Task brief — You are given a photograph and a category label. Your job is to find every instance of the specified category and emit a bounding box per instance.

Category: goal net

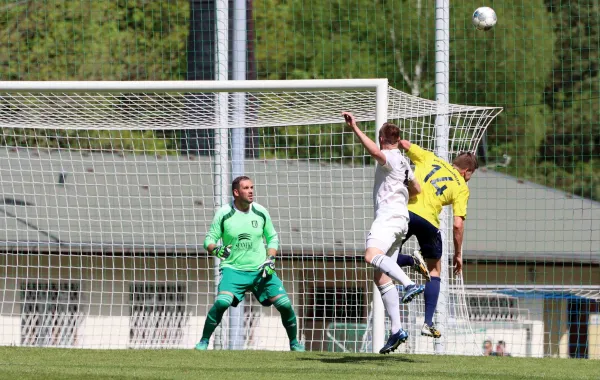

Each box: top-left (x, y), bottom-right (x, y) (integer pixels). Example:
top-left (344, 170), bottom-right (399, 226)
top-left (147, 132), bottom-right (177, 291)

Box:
top-left (0, 79), bottom-right (501, 353)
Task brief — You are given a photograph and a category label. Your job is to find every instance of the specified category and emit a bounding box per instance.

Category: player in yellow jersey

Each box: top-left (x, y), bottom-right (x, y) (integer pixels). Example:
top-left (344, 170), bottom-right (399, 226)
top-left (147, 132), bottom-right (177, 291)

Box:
top-left (395, 140), bottom-right (478, 339)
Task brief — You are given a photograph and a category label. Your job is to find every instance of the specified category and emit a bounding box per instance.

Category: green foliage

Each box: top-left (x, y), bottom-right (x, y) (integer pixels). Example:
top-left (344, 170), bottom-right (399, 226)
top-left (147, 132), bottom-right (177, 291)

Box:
top-left (536, 159), bottom-right (600, 201)
top-left (0, 0), bottom-right (597, 200)
top-left (0, 1), bottom-right (188, 81)
top-left (260, 123), bottom-right (374, 165)
top-left (254, 0), bottom-right (392, 81)
top-left (0, 1), bottom-right (189, 154)
top-left (0, 128), bottom-right (172, 154)
top-left (450, 1), bottom-right (554, 158)
top-left (538, 0), bottom-right (600, 200)
top-left (254, 0), bottom-right (556, 156)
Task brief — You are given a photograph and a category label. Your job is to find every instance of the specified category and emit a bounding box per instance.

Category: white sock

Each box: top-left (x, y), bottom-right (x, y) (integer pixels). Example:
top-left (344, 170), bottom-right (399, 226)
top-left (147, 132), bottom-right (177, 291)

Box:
top-left (378, 282), bottom-right (401, 333)
top-left (371, 254), bottom-right (415, 287)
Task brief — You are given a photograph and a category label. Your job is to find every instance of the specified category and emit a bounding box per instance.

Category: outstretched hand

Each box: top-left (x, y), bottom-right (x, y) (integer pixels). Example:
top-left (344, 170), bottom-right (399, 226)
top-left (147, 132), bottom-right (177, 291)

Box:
top-left (342, 111), bottom-right (357, 128)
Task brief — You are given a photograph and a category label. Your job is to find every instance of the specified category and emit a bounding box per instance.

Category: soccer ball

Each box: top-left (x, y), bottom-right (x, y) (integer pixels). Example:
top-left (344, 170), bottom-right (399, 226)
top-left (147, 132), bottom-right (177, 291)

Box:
top-left (472, 7), bottom-right (497, 31)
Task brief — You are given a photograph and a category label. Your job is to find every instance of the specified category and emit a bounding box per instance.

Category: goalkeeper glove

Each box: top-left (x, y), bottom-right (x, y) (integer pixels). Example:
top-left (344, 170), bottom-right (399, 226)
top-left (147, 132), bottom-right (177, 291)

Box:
top-left (259, 256), bottom-right (276, 277)
top-left (213, 245), bottom-right (231, 260)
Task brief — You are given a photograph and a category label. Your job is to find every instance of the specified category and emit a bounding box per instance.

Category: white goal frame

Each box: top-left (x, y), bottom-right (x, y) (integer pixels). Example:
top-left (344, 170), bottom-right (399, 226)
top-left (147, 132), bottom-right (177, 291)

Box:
top-left (0, 78), bottom-right (504, 354)
top-left (0, 79), bottom-right (391, 352)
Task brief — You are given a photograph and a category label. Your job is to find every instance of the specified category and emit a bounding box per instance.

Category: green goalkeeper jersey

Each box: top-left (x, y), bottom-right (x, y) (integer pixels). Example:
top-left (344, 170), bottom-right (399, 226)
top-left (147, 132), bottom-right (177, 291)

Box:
top-left (204, 202), bottom-right (279, 271)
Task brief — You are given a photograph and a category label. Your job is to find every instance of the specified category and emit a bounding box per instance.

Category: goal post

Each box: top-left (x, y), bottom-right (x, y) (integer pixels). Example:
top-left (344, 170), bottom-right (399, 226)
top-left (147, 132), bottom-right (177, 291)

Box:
top-left (0, 79), bottom-right (500, 353)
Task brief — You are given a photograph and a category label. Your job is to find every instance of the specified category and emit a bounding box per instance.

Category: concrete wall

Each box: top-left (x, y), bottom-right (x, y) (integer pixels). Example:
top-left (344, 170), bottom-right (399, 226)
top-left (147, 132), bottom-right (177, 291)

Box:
top-left (0, 252), bottom-right (372, 350)
top-left (1, 252), bottom-right (598, 354)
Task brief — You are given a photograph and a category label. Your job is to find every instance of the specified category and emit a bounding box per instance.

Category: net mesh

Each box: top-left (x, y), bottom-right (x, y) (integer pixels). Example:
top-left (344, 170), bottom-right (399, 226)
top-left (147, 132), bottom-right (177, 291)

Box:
top-left (0, 83), bottom-right (502, 351)
top-left (0, 87), bottom-right (498, 131)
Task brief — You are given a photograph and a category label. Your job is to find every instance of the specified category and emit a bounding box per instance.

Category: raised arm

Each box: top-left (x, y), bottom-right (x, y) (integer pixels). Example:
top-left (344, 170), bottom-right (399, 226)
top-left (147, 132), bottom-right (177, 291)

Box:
top-left (399, 139), bottom-right (411, 152)
top-left (401, 140), bottom-right (433, 165)
top-left (342, 112), bottom-right (387, 166)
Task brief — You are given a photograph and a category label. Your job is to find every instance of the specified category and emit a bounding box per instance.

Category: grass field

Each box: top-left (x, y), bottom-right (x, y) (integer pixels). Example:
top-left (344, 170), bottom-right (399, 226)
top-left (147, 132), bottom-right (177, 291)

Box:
top-left (0, 347), bottom-right (597, 380)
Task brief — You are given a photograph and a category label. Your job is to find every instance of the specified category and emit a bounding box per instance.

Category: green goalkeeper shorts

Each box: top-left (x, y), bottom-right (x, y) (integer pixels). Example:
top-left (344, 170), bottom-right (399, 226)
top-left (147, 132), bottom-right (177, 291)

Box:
top-left (218, 267), bottom-right (288, 307)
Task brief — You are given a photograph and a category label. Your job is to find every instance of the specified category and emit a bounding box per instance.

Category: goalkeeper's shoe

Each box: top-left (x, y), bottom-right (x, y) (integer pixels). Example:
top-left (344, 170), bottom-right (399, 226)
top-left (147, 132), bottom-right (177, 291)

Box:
top-left (408, 250), bottom-right (431, 282)
top-left (401, 284), bottom-right (425, 304)
top-left (290, 342), bottom-right (305, 352)
top-left (421, 323), bottom-right (442, 339)
top-left (194, 339), bottom-right (209, 351)
top-left (379, 329), bottom-right (408, 354)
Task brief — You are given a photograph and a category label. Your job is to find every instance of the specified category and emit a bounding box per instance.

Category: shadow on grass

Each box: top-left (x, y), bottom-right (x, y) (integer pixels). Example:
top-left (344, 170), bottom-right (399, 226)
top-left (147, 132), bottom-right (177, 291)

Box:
top-left (298, 354), bottom-right (417, 364)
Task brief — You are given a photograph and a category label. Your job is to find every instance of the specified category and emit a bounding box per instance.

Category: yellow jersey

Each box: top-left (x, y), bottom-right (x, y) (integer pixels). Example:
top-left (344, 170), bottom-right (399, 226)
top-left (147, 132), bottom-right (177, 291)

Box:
top-left (406, 144), bottom-right (470, 228)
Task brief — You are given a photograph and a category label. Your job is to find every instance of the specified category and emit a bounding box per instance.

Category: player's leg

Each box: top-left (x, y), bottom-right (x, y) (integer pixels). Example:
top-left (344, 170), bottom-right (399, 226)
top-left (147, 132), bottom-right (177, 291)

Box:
top-left (397, 249), bottom-right (430, 281)
top-left (365, 246), bottom-right (414, 287)
top-left (421, 258), bottom-right (442, 338)
top-left (418, 229), bottom-right (443, 338)
top-left (374, 271), bottom-right (408, 354)
top-left (396, 213), bottom-right (431, 281)
top-left (196, 291), bottom-right (234, 350)
top-left (364, 220), bottom-right (415, 288)
top-left (374, 272), bottom-right (401, 333)
top-left (257, 274), bottom-right (304, 352)
top-left (195, 268), bottom-right (248, 350)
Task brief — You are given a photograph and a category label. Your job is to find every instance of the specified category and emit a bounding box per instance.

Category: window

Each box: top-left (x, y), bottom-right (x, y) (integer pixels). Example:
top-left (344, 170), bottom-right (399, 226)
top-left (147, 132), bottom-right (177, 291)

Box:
top-left (20, 282), bottom-right (81, 347)
top-left (309, 287), bottom-right (365, 322)
top-left (467, 293), bottom-right (523, 321)
top-left (129, 283), bottom-right (188, 348)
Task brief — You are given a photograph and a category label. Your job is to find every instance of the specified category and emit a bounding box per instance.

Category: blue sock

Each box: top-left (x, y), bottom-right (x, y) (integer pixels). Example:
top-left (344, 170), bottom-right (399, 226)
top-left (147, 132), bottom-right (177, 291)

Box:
top-left (424, 277), bottom-right (441, 326)
top-left (396, 254), bottom-right (415, 268)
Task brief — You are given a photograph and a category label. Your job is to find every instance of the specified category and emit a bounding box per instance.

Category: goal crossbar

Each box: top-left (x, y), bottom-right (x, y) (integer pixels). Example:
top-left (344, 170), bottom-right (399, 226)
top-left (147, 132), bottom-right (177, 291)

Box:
top-left (0, 79), bottom-right (389, 93)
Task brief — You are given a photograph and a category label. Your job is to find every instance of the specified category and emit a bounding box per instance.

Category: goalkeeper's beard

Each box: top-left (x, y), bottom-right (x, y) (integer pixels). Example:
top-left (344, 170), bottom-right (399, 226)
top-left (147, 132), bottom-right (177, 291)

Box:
top-left (235, 189), bottom-right (253, 204)
top-left (234, 198), bottom-right (252, 211)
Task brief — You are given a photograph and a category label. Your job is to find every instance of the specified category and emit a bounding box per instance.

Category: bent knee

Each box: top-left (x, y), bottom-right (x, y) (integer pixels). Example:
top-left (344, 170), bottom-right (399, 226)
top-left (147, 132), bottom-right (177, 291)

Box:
top-left (364, 247), bottom-right (383, 264)
top-left (272, 295), bottom-right (292, 311)
top-left (426, 258), bottom-right (442, 275)
top-left (214, 293), bottom-right (234, 310)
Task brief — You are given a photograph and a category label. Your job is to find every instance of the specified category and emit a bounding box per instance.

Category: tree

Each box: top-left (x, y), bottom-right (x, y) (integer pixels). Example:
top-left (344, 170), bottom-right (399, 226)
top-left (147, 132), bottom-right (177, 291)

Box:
top-left (0, 1), bottom-right (189, 154)
top-left (539, 0), bottom-right (600, 200)
top-left (0, 1), bottom-right (188, 81)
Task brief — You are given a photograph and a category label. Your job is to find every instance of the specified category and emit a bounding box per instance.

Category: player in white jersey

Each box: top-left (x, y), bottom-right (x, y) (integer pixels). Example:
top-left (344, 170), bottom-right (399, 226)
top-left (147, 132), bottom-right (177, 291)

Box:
top-left (343, 112), bottom-right (425, 354)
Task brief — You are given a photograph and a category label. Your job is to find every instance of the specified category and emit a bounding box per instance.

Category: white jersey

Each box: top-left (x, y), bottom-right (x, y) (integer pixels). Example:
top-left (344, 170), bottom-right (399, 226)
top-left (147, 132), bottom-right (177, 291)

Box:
top-left (372, 149), bottom-right (414, 220)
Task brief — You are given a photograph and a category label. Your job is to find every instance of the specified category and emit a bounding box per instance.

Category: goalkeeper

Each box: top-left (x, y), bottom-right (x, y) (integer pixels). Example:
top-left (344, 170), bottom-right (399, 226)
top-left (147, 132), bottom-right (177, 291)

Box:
top-left (195, 176), bottom-right (305, 352)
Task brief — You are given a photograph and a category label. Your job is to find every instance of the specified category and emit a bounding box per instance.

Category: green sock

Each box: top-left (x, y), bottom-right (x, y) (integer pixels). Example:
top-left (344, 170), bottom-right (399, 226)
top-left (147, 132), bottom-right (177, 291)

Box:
top-left (201, 294), bottom-right (233, 341)
top-left (274, 295), bottom-right (298, 344)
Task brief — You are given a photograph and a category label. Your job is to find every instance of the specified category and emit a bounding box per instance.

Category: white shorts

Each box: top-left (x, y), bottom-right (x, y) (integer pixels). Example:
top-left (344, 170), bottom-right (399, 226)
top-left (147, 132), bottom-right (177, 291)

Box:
top-left (366, 215), bottom-right (409, 257)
